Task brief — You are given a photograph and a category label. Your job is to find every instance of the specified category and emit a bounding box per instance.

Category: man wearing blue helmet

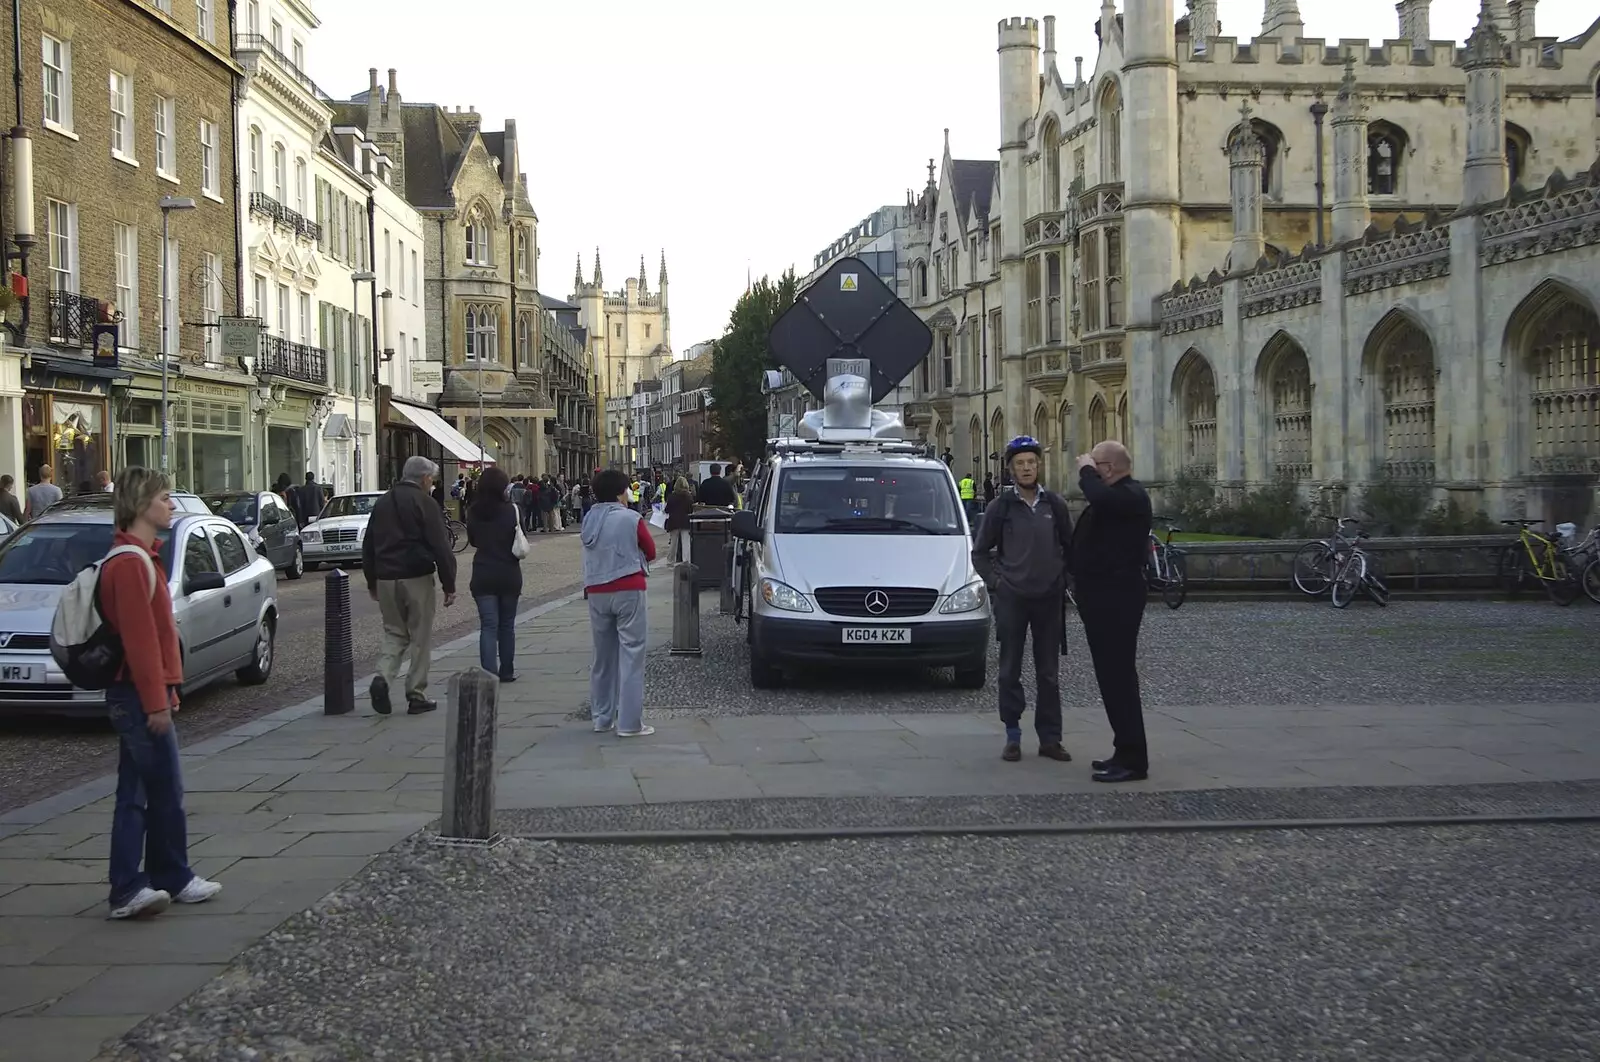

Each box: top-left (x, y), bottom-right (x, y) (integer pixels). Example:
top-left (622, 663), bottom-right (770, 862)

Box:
top-left (971, 434), bottom-right (1074, 763)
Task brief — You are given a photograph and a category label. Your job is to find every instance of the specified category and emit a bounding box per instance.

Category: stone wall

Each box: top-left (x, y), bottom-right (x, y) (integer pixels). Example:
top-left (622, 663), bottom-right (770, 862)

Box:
top-left (1175, 534), bottom-right (1519, 592)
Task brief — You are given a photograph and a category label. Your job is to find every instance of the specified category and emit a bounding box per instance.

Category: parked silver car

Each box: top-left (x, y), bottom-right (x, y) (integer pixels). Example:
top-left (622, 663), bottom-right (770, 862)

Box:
top-left (204, 491), bottom-right (305, 580)
top-left (300, 491), bottom-right (383, 569)
top-left (0, 508), bottom-right (278, 716)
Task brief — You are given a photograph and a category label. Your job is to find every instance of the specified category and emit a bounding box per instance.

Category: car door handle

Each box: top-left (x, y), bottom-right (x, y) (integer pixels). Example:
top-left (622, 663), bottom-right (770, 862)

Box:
top-left (223, 594), bottom-right (232, 607)
top-left (254, 581), bottom-right (262, 593)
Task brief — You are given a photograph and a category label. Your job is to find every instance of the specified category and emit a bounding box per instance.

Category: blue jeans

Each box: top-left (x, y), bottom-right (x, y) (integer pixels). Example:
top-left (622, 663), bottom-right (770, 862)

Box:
top-left (107, 683), bottom-right (193, 906)
top-left (475, 592), bottom-right (519, 677)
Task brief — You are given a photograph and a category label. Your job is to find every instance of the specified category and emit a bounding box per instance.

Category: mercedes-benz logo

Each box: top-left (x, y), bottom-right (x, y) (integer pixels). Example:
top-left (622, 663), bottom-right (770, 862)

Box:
top-left (863, 591), bottom-right (889, 616)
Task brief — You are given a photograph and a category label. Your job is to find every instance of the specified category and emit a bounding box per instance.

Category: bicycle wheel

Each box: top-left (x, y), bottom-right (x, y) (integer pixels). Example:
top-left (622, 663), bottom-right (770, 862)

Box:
top-left (1581, 557), bottom-right (1600, 605)
top-left (1363, 566), bottom-right (1390, 607)
top-left (1496, 543), bottom-right (1529, 597)
top-left (448, 520), bottom-right (469, 555)
top-left (1162, 550), bottom-right (1188, 610)
top-left (1292, 542), bottom-right (1333, 596)
top-left (1544, 556), bottom-right (1581, 606)
top-left (1331, 551), bottom-right (1364, 609)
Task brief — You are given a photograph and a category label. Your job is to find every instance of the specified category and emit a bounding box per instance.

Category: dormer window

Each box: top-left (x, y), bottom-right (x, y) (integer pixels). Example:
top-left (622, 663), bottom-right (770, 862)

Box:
top-left (465, 208), bottom-right (493, 266)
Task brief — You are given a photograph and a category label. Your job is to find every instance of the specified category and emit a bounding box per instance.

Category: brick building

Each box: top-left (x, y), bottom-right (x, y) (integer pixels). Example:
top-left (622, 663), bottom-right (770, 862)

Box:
top-left (1, 0), bottom-right (245, 492)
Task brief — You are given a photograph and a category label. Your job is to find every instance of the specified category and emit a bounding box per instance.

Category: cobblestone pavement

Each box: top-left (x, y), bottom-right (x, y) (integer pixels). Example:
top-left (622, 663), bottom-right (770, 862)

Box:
top-left (103, 823), bottom-right (1599, 1062)
top-left (638, 598), bottom-right (1600, 718)
top-left (0, 531), bottom-right (588, 813)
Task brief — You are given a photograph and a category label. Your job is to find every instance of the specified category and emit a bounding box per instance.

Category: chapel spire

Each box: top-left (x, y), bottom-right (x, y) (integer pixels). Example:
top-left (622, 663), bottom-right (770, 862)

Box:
top-left (592, 249), bottom-right (603, 288)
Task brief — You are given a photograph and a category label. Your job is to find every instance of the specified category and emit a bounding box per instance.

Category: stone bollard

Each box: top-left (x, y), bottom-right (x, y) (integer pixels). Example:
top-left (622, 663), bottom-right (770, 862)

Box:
top-left (720, 540), bottom-right (737, 615)
top-left (323, 568), bottom-right (354, 715)
top-left (440, 667), bottom-right (500, 846)
top-left (671, 561), bottom-right (702, 656)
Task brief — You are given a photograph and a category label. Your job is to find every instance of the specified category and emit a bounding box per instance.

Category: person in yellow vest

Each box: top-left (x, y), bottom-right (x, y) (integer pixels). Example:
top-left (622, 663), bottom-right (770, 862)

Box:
top-left (958, 471), bottom-right (979, 525)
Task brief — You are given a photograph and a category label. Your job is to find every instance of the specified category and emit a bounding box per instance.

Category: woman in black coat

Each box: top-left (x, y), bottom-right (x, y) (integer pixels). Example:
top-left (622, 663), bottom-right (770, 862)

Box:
top-left (466, 466), bottom-right (523, 681)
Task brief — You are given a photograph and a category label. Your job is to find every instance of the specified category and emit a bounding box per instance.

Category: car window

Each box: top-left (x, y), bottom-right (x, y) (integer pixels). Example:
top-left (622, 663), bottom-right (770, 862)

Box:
top-left (320, 494), bottom-right (382, 519)
top-left (774, 466), bottom-right (963, 535)
top-left (211, 526), bottom-right (252, 575)
top-left (206, 493), bottom-right (259, 525)
top-left (0, 522), bottom-right (174, 584)
top-left (183, 531), bottom-right (221, 579)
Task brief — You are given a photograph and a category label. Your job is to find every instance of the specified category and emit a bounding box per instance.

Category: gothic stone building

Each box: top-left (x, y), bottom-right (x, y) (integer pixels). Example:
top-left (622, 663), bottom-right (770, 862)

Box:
top-left (570, 251), bottom-right (672, 469)
top-left (906, 1), bottom-right (1600, 524)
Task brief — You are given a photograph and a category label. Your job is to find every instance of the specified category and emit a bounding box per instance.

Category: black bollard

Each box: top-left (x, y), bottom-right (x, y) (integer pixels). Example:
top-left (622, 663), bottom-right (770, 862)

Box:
top-left (323, 568), bottom-right (354, 715)
top-left (440, 667), bottom-right (500, 846)
top-left (671, 561), bottom-right (702, 656)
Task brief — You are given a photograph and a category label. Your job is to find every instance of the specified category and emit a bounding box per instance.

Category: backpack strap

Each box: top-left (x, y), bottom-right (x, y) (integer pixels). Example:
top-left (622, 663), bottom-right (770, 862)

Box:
top-left (103, 544), bottom-right (159, 600)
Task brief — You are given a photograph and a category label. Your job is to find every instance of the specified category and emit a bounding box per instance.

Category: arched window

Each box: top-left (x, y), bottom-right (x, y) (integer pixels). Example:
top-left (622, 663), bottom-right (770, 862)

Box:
top-left (464, 304), bottom-right (499, 361)
top-left (968, 416), bottom-right (982, 469)
top-left (517, 312), bottom-right (534, 365)
top-left (1098, 81), bottom-right (1122, 183)
top-left (1261, 334), bottom-right (1313, 480)
top-left (1511, 284), bottom-right (1600, 473)
top-left (515, 229), bottom-right (530, 280)
top-left (1117, 393), bottom-right (1129, 442)
top-left (915, 260), bottom-right (928, 299)
top-left (1365, 312), bottom-right (1436, 480)
top-left (465, 208), bottom-right (493, 266)
top-left (1230, 119), bottom-right (1283, 197)
top-left (989, 410), bottom-right (1006, 470)
top-left (1088, 395), bottom-right (1108, 443)
top-left (1042, 118), bottom-right (1061, 211)
top-left (1058, 402), bottom-right (1072, 464)
top-left (1366, 122), bottom-right (1407, 197)
top-left (1176, 351), bottom-right (1218, 476)
top-left (1505, 123), bottom-right (1531, 187)
top-left (271, 142), bottom-right (286, 201)
top-left (1033, 403), bottom-right (1052, 482)
top-left (248, 126), bottom-right (262, 196)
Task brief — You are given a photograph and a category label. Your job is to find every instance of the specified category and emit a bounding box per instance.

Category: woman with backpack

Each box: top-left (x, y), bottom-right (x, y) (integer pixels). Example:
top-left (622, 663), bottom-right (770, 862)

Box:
top-left (101, 467), bottom-right (222, 918)
top-left (466, 466), bottom-right (525, 682)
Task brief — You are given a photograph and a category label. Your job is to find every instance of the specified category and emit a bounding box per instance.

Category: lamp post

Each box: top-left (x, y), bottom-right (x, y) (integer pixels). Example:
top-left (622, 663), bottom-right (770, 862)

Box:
top-left (378, 288), bottom-right (393, 484)
top-left (349, 270), bottom-right (376, 491)
top-left (158, 196), bottom-right (197, 475)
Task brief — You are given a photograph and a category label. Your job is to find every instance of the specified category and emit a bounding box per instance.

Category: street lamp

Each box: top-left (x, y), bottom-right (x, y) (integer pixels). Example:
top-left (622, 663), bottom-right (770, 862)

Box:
top-left (350, 270), bottom-right (377, 490)
top-left (158, 195), bottom-right (197, 476)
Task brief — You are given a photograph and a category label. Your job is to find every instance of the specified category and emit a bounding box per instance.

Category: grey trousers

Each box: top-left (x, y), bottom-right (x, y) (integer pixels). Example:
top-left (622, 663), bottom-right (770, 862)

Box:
top-left (375, 576), bottom-right (437, 698)
top-left (588, 589), bottom-right (647, 732)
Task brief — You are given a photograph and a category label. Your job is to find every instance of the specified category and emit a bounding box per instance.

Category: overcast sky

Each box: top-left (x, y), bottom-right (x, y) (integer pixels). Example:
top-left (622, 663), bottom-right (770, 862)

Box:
top-left (310, 1), bottom-right (1596, 354)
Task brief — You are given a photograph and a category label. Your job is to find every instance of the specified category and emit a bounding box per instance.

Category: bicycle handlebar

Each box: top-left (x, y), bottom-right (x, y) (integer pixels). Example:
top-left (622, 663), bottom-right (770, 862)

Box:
top-left (1500, 518), bottom-right (1543, 526)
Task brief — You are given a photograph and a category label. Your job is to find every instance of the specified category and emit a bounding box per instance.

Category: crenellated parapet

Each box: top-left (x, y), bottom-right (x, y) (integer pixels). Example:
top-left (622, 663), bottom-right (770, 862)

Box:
top-left (1178, 31), bottom-right (1586, 76)
top-left (1477, 160), bottom-right (1600, 267)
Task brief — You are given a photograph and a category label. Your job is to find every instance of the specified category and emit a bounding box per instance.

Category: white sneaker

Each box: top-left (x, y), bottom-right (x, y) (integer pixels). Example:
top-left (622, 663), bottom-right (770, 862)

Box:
top-left (108, 887), bottom-right (171, 920)
top-left (593, 719), bottom-right (615, 733)
top-left (173, 877), bottom-right (223, 904)
top-left (617, 724), bottom-right (656, 738)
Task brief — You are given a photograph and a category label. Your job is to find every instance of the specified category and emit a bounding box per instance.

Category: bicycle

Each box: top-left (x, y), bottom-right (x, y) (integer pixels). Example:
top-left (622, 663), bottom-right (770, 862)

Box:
top-left (1291, 514), bottom-right (1363, 596)
top-left (1567, 527), bottom-right (1600, 605)
top-left (1145, 515), bottom-right (1188, 610)
top-left (1329, 530), bottom-right (1390, 608)
top-left (445, 517), bottom-right (470, 555)
top-left (1496, 519), bottom-right (1580, 605)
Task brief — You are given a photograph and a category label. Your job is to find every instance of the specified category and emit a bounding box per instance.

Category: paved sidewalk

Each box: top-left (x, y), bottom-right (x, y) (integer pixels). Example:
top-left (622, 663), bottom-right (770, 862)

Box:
top-left (1, 572), bottom-right (1597, 1060)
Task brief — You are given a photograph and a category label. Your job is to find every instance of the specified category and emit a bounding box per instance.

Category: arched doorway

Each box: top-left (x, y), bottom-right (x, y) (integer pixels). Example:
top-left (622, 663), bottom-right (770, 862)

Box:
top-left (1364, 311), bottom-right (1436, 481)
top-left (1508, 283), bottom-right (1600, 478)
top-left (989, 410), bottom-right (1005, 481)
top-left (1174, 350), bottom-right (1218, 478)
top-left (1033, 403), bottom-right (1052, 485)
top-left (1258, 333), bottom-right (1313, 481)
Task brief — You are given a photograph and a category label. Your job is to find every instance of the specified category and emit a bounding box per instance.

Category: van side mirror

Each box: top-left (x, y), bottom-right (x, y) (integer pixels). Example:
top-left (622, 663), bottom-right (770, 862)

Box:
top-left (730, 509), bottom-right (761, 542)
top-left (184, 571), bottom-right (226, 595)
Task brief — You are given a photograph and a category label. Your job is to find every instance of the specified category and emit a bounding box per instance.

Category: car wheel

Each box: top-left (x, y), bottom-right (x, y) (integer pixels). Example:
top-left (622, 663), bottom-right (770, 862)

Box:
top-left (749, 648), bottom-right (781, 689)
top-left (953, 657), bottom-right (988, 689)
top-left (283, 546), bottom-right (304, 580)
top-left (236, 616), bottom-right (275, 685)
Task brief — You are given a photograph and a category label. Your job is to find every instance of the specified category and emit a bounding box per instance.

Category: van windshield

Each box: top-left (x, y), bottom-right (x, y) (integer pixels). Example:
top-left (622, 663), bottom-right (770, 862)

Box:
top-left (775, 466), bottom-right (963, 535)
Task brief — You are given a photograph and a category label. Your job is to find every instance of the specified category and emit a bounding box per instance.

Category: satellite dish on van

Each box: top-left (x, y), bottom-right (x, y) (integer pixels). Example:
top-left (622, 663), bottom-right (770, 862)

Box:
top-left (768, 256), bottom-right (932, 405)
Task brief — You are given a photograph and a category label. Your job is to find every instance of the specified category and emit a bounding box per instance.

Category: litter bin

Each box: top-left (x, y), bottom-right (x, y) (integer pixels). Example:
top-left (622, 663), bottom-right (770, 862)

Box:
top-left (688, 507), bottom-right (733, 590)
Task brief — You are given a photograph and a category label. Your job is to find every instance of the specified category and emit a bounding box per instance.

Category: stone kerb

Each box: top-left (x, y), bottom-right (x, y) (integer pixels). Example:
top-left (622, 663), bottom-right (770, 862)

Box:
top-left (1176, 533), bottom-right (1518, 591)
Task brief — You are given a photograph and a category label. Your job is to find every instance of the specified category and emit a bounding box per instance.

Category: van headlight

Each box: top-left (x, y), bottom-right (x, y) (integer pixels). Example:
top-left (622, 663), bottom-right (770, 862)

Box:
top-left (939, 580), bottom-right (988, 614)
top-left (760, 578), bottom-right (813, 613)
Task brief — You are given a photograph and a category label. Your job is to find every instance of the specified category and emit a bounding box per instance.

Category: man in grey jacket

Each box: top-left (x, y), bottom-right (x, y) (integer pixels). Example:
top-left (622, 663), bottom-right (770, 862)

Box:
top-left (971, 436), bottom-right (1074, 763)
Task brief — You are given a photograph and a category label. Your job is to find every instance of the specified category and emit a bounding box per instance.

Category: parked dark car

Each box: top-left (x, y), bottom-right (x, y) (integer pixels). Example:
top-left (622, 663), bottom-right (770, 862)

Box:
top-left (203, 491), bottom-right (305, 579)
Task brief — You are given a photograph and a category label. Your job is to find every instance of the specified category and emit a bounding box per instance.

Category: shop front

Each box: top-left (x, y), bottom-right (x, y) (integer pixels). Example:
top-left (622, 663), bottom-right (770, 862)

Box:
top-left (264, 393), bottom-right (312, 488)
top-left (20, 357), bottom-right (127, 492)
top-left (112, 367), bottom-right (253, 493)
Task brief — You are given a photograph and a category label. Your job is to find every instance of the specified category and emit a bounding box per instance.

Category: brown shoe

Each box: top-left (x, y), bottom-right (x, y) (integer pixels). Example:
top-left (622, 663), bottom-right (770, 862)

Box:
top-left (1038, 743), bottom-right (1073, 762)
top-left (1001, 742), bottom-right (1022, 762)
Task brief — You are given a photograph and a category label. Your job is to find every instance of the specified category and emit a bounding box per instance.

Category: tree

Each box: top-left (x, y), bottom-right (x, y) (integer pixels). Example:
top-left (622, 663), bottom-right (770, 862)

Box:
top-left (706, 269), bottom-right (798, 463)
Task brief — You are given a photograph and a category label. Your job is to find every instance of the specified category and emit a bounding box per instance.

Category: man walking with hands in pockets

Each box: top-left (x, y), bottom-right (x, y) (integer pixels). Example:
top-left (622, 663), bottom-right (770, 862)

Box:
top-left (971, 435), bottom-right (1074, 763)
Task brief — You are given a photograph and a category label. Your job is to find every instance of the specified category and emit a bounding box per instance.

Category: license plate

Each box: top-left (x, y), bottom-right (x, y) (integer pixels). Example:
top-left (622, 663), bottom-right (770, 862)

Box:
top-left (841, 627), bottom-right (910, 644)
top-left (1, 663), bottom-right (38, 681)
top-left (324, 543), bottom-right (359, 552)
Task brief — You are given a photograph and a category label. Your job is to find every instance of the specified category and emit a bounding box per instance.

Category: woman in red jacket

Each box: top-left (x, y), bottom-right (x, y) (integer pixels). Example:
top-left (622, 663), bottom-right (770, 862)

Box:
top-left (101, 467), bottom-right (222, 919)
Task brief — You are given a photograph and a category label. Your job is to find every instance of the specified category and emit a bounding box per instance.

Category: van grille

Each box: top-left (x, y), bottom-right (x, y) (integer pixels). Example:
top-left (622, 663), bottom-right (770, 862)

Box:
top-left (0, 633), bottom-right (50, 651)
top-left (814, 587), bottom-right (938, 618)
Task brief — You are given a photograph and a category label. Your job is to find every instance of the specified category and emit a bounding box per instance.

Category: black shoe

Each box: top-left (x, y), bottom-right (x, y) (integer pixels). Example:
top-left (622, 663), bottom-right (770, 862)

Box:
top-left (1091, 756), bottom-right (1119, 771)
top-left (1001, 742), bottom-right (1022, 762)
top-left (1038, 743), bottom-right (1073, 762)
top-left (1092, 764), bottom-right (1149, 783)
top-left (499, 671), bottom-right (519, 683)
top-left (370, 677), bottom-right (392, 716)
top-left (406, 697), bottom-right (438, 715)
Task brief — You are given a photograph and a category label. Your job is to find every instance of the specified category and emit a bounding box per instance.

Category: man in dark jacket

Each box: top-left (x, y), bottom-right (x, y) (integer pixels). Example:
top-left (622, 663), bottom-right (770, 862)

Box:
top-left (295, 472), bottom-right (323, 527)
top-left (1072, 440), bottom-right (1153, 783)
top-left (695, 464), bottom-right (737, 507)
top-left (971, 436), bottom-right (1074, 763)
top-left (362, 456), bottom-right (457, 715)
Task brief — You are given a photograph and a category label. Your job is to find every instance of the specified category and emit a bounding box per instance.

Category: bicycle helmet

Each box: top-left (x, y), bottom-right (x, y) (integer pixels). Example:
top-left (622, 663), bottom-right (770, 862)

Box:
top-left (1003, 435), bottom-right (1043, 463)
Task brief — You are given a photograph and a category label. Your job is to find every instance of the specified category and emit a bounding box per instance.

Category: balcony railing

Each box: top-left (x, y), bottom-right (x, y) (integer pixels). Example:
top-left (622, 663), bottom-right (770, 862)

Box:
top-left (250, 192), bottom-right (321, 242)
top-left (258, 334), bottom-right (328, 385)
top-left (233, 33), bottom-right (327, 100)
top-left (48, 290), bottom-right (116, 347)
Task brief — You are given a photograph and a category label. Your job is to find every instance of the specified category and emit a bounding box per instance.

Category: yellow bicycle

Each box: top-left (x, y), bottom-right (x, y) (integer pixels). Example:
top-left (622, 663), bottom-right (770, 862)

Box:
top-left (1497, 519), bottom-right (1581, 605)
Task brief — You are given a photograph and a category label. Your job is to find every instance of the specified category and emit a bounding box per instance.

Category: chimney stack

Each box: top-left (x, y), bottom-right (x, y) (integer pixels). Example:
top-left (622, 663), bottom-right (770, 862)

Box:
top-left (1043, 15), bottom-right (1057, 75)
top-left (387, 68), bottom-right (400, 117)
top-left (1074, 56), bottom-right (1083, 85)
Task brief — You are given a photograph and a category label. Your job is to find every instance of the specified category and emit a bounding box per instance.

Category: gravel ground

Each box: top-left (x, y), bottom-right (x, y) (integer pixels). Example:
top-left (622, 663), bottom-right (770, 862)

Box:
top-left (0, 531), bottom-right (591, 813)
top-left (107, 823), bottom-right (1599, 1062)
top-left (631, 598), bottom-right (1600, 718)
top-left (497, 779), bottom-right (1600, 836)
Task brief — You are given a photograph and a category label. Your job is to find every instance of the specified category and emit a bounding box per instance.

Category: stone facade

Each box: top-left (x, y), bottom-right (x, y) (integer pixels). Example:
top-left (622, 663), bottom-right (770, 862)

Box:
top-left (571, 251), bottom-right (671, 471)
top-left (536, 293), bottom-right (600, 479)
top-left (904, 2), bottom-right (1600, 519)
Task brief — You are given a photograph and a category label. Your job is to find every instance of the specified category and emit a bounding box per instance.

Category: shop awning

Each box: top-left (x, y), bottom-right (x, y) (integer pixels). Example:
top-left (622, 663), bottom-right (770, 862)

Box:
top-left (389, 400), bottom-right (494, 465)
